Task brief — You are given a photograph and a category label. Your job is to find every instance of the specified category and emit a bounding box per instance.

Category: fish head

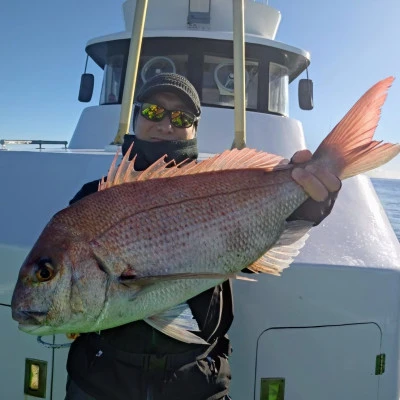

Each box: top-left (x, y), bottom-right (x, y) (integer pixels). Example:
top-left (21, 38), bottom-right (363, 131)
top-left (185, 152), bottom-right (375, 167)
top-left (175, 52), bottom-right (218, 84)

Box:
top-left (11, 215), bottom-right (108, 335)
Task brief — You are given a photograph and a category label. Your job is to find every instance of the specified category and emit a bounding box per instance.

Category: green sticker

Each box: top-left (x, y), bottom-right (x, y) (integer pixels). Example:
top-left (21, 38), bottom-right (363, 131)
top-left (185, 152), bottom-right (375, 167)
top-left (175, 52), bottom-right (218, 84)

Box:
top-left (260, 378), bottom-right (285, 400)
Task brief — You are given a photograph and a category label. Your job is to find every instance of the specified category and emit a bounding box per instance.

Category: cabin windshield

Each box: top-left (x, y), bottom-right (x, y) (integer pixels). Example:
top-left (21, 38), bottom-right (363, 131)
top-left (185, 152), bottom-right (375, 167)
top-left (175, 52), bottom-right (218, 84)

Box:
top-left (90, 38), bottom-right (292, 116)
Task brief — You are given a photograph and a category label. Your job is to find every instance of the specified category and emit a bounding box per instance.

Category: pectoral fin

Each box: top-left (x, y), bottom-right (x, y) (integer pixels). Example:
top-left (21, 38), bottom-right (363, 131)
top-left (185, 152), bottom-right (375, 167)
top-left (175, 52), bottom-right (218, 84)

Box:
top-left (247, 220), bottom-right (313, 275)
top-left (144, 303), bottom-right (208, 345)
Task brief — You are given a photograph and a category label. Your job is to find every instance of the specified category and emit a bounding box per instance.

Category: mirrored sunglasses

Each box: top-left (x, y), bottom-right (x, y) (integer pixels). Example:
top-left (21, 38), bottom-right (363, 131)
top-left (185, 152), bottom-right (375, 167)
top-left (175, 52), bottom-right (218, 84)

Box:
top-left (136, 102), bottom-right (199, 128)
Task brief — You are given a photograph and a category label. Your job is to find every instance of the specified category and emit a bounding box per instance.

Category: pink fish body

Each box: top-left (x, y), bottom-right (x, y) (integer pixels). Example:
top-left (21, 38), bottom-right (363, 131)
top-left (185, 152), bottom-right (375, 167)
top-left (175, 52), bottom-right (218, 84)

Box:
top-left (11, 77), bottom-right (400, 343)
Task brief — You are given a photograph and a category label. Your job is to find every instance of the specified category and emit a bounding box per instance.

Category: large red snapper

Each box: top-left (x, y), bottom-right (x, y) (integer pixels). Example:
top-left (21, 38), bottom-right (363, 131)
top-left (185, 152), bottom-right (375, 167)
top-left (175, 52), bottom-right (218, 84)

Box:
top-left (11, 78), bottom-right (400, 344)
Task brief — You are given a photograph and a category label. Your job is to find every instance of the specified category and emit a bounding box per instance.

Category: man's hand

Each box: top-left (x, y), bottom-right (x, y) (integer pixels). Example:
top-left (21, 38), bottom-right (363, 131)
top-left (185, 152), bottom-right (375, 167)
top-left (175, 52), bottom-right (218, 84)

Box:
top-left (287, 149), bottom-right (342, 225)
top-left (290, 149), bottom-right (341, 202)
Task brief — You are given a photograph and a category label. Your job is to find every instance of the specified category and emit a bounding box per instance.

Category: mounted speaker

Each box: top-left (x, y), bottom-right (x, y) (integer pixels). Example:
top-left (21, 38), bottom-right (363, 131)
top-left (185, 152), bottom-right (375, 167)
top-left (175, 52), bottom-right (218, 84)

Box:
top-left (141, 57), bottom-right (176, 83)
top-left (214, 62), bottom-right (250, 96)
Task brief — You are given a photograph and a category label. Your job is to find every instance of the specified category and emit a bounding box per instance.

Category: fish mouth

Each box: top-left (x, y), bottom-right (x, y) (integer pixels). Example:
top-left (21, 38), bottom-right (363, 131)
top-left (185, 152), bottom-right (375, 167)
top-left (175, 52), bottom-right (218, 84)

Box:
top-left (12, 310), bottom-right (47, 325)
top-left (18, 323), bottom-right (52, 335)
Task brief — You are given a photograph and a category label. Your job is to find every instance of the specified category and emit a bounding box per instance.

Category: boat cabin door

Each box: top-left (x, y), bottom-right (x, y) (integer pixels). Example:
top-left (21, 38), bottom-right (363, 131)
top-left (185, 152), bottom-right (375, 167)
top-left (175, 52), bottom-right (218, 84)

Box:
top-left (256, 323), bottom-right (382, 400)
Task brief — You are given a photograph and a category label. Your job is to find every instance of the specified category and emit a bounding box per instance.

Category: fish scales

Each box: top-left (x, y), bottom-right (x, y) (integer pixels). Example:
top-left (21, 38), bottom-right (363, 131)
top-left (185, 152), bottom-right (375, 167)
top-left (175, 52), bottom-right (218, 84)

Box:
top-left (91, 169), bottom-right (304, 275)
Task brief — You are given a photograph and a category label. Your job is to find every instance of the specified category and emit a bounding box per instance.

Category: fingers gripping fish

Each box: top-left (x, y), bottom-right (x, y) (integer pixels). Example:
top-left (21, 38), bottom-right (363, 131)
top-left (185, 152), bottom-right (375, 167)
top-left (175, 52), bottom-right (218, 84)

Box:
top-left (11, 77), bottom-right (400, 344)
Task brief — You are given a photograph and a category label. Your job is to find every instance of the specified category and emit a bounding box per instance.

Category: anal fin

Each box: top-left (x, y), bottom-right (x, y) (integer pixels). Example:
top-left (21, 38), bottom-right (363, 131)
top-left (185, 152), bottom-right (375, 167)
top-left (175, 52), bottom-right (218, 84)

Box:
top-left (144, 303), bottom-right (208, 345)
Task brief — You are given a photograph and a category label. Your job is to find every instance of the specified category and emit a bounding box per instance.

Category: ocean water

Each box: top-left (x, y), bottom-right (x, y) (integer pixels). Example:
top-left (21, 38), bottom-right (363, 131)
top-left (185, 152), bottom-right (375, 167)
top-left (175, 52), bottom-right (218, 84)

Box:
top-left (371, 178), bottom-right (400, 241)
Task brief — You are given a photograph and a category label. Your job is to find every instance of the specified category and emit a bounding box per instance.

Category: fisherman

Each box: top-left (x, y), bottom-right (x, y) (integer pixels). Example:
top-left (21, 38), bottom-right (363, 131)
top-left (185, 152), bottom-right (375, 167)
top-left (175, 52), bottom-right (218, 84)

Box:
top-left (65, 72), bottom-right (341, 400)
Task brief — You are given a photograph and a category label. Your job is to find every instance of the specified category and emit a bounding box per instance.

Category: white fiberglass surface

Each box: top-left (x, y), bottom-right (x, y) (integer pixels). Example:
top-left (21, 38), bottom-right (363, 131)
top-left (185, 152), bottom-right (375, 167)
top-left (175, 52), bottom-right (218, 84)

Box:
top-left (0, 305), bottom-right (69, 400)
top-left (197, 108), bottom-right (306, 157)
top-left (295, 175), bottom-right (400, 269)
top-left (0, 151), bottom-right (116, 249)
top-left (121, 0), bottom-right (281, 39)
top-left (68, 104), bottom-right (306, 156)
top-left (0, 244), bottom-right (29, 304)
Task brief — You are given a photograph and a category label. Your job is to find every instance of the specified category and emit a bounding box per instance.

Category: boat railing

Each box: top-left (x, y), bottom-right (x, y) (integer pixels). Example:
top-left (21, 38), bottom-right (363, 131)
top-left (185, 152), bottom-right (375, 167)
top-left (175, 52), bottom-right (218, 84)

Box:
top-left (0, 139), bottom-right (68, 150)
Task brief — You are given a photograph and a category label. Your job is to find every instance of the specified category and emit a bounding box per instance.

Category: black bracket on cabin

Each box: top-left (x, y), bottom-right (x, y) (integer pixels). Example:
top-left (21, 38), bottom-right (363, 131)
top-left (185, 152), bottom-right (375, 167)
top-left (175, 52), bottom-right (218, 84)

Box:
top-left (187, 0), bottom-right (211, 27)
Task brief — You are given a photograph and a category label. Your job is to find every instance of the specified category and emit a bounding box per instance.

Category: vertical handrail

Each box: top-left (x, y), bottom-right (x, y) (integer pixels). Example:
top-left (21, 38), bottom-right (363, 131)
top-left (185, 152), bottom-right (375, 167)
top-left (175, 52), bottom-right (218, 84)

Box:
top-left (231, 0), bottom-right (246, 150)
top-left (112, 0), bottom-right (149, 145)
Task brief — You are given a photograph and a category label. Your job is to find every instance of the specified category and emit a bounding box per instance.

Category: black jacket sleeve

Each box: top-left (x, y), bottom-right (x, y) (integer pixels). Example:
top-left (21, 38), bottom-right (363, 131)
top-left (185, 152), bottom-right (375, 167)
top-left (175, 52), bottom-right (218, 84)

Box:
top-left (286, 189), bottom-right (340, 226)
top-left (69, 179), bottom-right (102, 205)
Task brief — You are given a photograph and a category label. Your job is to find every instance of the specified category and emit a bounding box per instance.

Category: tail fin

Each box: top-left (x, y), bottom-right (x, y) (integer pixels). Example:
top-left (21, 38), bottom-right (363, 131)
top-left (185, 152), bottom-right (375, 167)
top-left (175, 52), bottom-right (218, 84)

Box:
top-left (312, 77), bottom-right (400, 180)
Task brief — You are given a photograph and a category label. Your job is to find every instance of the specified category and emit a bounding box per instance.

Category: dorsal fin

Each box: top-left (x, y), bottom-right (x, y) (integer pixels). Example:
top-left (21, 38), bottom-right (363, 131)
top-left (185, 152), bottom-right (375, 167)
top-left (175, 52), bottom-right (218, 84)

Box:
top-left (99, 144), bottom-right (289, 191)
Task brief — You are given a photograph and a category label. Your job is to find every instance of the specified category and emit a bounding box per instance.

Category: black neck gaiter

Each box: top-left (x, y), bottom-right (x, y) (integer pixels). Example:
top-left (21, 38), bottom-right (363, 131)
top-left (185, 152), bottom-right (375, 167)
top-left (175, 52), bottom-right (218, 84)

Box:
top-left (121, 135), bottom-right (199, 171)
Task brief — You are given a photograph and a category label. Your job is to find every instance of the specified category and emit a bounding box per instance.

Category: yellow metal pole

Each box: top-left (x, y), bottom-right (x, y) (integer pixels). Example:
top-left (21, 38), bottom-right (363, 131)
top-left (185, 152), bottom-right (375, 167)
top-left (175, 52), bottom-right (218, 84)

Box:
top-left (231, 0), bottom-right (246, 150)
top-left (112, 0), bottom-right (148, 145)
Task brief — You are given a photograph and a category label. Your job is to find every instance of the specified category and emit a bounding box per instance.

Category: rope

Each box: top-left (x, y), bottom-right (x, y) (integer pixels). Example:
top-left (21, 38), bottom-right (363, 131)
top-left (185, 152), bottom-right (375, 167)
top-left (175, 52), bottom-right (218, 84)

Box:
top-left (37, 336), bottom-right (71, 349)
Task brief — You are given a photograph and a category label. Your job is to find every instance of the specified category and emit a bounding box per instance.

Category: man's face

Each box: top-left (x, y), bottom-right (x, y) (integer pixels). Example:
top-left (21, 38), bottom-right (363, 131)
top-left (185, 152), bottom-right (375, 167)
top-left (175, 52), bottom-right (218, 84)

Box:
top-left (134, 92), bottom-right (197, 142)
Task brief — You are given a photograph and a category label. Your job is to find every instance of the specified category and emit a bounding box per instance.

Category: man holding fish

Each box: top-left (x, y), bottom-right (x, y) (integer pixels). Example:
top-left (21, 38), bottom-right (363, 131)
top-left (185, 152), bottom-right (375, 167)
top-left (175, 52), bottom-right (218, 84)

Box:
top-left (12, 71), bottom-right (399, 399)
top-left (62, 73), bottom-right (341, 399)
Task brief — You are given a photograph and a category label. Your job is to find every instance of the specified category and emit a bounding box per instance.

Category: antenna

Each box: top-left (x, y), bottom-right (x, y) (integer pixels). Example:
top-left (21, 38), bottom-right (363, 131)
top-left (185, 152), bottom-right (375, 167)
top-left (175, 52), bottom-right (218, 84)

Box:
top-left (231, 0), bottom-right (247, 150)
top-left (112, 0), bottom-right (149, 145)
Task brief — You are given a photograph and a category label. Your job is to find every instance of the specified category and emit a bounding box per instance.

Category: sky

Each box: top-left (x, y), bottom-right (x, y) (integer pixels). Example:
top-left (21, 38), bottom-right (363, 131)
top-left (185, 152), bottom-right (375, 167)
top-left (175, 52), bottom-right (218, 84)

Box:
top-left (0, 0), bottom-right (399, 177)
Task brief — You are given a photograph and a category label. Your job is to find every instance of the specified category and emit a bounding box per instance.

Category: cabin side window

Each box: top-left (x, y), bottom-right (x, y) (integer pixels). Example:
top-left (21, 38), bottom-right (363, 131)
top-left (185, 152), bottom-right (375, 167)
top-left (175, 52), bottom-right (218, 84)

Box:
top-left (268, 62), bottom-right (289, 116)
top-left (100, 55), bottom-right (124, 105)
top-left (201, 55), bottom-right (259, 110)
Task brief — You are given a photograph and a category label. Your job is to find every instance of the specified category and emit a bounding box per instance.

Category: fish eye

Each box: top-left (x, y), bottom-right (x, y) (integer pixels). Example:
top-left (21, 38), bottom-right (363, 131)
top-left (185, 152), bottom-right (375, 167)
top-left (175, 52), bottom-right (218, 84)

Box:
top-left (35, 258), bottom-right (55, 282)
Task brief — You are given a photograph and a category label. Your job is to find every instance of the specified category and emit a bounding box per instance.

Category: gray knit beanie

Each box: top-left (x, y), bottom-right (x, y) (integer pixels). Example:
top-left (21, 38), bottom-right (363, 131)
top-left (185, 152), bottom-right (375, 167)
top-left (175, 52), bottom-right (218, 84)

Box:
top-left (136, 73), bottom-right (201, 116)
